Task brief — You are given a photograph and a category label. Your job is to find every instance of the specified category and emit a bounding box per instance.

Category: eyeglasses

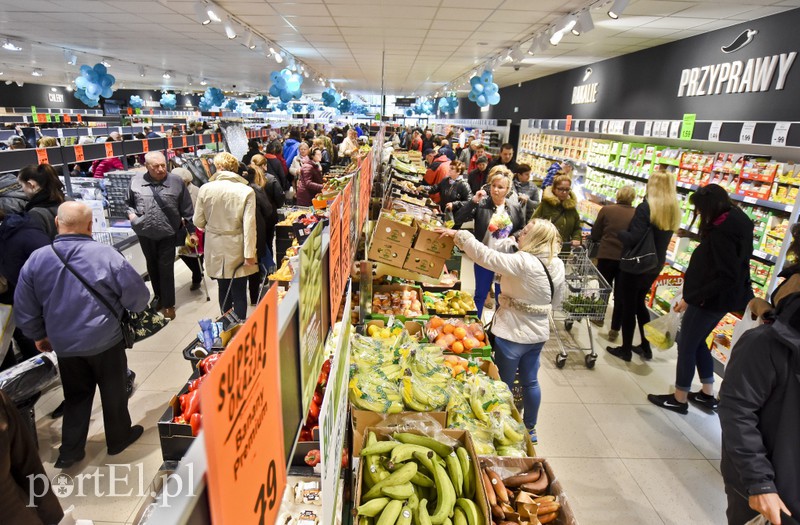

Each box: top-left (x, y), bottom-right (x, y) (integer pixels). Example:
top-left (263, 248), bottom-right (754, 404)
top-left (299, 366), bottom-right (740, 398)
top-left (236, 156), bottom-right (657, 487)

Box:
top-left (554, 186), bottom-right (570, 192)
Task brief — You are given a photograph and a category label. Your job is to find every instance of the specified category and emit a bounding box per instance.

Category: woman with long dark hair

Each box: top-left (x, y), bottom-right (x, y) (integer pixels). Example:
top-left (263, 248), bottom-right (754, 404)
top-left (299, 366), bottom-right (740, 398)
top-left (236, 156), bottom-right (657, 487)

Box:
top-left (648, 183), bottom-right (754, 414)
top-left (17, 164), bottom-right (66, 239)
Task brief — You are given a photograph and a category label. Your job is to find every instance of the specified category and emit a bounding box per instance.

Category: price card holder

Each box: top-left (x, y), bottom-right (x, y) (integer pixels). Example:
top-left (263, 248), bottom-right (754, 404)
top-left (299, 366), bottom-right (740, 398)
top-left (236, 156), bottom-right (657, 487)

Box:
top-left (627, 121), bottom-right (637, 136)
top-left (167, 136), bottom-right (174, 150)
top-left (74, 145), bottom-right (85, 162)
top-left (680, 114), bottom-right (696, 141)
top-left (142, 139), bottom-right (150, 153)
top-left (669, 121), bottom-right (680, 139)
top-left (644, 121), bottom-right (653, 137)
top-left (771, 122), bottom-right (791, 147)
top-left (565, 114), bottom-right (572, 131)
top-left (709, 121), bottom-right (722, 142)
top-left (105, 142), bottom-right (114, 158)
top-left (740, 122), bottom-right (756, 144)
top-left (36, 148), bottom-right (49, 165)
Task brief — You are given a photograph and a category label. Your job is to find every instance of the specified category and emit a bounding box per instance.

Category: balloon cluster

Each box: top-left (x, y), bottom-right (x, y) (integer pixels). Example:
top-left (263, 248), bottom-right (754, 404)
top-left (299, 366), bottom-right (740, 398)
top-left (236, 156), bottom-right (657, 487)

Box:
top-left (350, 103), bottom-right (368, 115)
top-left (128, 95), bottom-right (144, 109)
top-left (410, 99), bottom-right (434, 115)
top-left (292, 103), bottom-right (304, 113)
top-left (321, 88), bottom-right (341, 108)
top-left (199, 87), bottom-right (225, 112)
top-left (338, 99), bottom-right (351, 113)
top-left (224, 99), bottom-right (239, 111)
top-left (438, 96), bottom-right (458, 115)
top-left (160, 93), bottom-right (177, 110)
top-left (269, 69), bottom-right (303, 103)
top-left (468, 70), bottom-right (500, 107)
top-left (275, 102), bottom-right (289, 112)
top-left (250, 95), bottom-right (269, 112)
top-left (74, 63), bottom-right (116, 107)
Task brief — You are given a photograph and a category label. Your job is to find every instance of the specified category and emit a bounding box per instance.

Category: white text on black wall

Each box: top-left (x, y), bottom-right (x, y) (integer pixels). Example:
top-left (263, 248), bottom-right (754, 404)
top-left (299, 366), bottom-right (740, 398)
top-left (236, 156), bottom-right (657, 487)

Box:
top-left (677, 52), bottom-right (796, 97)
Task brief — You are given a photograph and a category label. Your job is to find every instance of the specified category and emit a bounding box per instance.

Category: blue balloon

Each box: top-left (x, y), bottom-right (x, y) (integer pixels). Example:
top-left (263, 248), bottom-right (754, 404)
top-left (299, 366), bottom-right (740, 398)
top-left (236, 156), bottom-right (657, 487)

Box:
top-left (269, 85), bottom-right (280, 97)
top-left (75, 76), bottom-right (89, 89)
top-left (470, 76), bottom-right (482, 87)
top-left (85, 83), bottom-right (101, 98)
top-left (270, 71), bottom-right (280, 83)
top-left (481, 71), bottom-right (493, 85)
top-left (280, 91), bottom-right (292, 103)
top-left (468, 92), bottom-right (477, 102)
top-left (80, 65), bottom-right (92, 76)
top-left (488, 93), bottom-right (500, 105)
top-left (101, 87), bottom-right (113, 98)
top-left (484, 83), bottom-right (498, 96)
top-left (93, 63), bottom-right (107, 76)
top-left (86, 69), bottom-right (98, 82)
top-left (476, 94), bottom-right (487, 107)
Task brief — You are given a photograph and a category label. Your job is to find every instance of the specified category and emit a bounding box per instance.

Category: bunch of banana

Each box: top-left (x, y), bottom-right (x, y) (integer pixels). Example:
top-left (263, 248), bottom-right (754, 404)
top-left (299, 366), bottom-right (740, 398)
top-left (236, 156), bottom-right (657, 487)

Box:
top-left (277, 210), bottom-right (308, 226)
top-left (400, 347), bottom-right (452, 412)
top-left (480, 462), bottom-right (559, 525)
top-left (268, 260), bottom-right (294, 281)
top-left (393, 158), bottom-right (420, 175)
top-left (357, 431), bottom-right (485, 525)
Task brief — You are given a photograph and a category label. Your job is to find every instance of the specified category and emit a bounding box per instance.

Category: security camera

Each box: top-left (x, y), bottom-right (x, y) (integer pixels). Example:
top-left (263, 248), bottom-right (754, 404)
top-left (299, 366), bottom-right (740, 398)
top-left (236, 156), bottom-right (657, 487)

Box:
top-left (513, 65), bottom-right (521, 71)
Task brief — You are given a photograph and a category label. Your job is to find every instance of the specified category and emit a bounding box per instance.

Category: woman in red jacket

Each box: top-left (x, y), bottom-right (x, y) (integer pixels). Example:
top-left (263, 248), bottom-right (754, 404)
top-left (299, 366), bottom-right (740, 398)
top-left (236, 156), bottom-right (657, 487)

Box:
top-left (296, 148), bottom-right (324, 207)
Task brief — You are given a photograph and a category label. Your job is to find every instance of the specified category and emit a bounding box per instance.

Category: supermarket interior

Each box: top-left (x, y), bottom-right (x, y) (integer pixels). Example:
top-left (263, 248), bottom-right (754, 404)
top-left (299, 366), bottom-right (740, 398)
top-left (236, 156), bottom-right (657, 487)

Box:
top-left (0, 2), bottom-right (799, 525)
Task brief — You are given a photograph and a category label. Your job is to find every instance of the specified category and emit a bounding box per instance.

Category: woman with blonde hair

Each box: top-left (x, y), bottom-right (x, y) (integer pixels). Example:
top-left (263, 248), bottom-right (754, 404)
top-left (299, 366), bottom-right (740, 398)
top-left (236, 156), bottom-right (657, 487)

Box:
top-left (532, 173), bottom-right (582, 246)
top-left (438, 219), bottom-right (565, 444)
top-left (607, 169), bottom-right (681, 362)
top-left (454, 166), bottom-right (526, 316)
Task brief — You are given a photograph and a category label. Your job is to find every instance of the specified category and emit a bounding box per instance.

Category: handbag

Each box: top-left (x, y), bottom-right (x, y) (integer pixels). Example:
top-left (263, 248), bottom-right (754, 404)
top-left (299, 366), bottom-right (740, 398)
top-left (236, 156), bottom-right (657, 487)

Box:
top-left (51, 245), bottom-right (168, 348)
top-left (619, 227), bottom-right (658, 274)
top-left (148, 184), bottom-right (190, 248)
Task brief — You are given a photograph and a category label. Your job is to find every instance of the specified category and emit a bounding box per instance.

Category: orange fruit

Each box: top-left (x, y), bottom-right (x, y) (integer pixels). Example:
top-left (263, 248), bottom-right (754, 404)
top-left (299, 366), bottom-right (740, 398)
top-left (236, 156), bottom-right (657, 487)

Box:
top-left (453, 327), bottom-right (467, 340)
top-left (463, 337), bottom-right (480, 350)
top-left (451, 341), bottom-right (464, 354)
top-left (429, 316), bottom-right (444, 329)
top-left (442, 323), bottom-right (455, 334)
top-left (472, 328), bottom-right (485, 342)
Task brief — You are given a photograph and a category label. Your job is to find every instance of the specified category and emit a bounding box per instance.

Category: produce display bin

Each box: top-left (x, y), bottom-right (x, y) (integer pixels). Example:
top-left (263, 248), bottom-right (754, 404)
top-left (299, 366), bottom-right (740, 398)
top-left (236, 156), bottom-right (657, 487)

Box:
top-left (157, 371), bottom-right (199, 461)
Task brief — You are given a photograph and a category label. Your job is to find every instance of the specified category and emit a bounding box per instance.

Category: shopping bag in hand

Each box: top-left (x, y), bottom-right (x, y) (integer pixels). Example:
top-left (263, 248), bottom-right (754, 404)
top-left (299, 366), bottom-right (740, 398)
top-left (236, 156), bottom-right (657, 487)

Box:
top-left (643, 311), bottom-right (680, 350)
top-left (730, 305), bottom-right (762, 349)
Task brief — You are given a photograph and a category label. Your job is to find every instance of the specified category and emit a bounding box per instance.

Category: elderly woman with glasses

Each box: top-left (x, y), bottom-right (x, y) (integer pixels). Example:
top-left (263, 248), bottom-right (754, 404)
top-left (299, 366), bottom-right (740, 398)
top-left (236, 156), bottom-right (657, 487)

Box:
top-left (531, 174), bottom-right (582, 247)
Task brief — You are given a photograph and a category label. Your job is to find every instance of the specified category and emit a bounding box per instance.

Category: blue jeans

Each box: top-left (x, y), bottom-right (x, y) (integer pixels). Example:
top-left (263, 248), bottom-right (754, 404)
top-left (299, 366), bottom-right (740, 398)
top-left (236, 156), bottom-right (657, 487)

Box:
top-left (675, 304), bottom-right (726, 391)
top-left (474, 263), bottom-right (501, 317)
top-left (493, 336), bottom-right (545, 429)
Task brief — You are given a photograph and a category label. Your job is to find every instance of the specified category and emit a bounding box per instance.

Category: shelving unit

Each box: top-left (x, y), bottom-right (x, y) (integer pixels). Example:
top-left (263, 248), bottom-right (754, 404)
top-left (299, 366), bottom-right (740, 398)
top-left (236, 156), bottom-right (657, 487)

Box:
top-left (430, 118), bottom-right (511, 155)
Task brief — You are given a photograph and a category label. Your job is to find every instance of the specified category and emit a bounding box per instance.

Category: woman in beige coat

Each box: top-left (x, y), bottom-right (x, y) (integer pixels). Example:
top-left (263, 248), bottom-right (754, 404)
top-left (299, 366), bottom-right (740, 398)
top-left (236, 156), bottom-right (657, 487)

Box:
top-left (193, 152), bottom-right (258, 318)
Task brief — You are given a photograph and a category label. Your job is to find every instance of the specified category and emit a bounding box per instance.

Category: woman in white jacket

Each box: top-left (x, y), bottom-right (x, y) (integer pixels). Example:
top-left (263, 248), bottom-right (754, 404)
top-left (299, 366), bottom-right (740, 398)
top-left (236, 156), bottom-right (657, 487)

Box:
top-left (439, 219), bottom-right (565, 444)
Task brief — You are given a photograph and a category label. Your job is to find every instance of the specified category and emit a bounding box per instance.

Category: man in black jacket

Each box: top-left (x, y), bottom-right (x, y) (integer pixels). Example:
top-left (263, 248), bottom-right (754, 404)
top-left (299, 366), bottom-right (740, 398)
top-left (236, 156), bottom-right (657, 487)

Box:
top-left (719, 292), bottom-right (800, 525)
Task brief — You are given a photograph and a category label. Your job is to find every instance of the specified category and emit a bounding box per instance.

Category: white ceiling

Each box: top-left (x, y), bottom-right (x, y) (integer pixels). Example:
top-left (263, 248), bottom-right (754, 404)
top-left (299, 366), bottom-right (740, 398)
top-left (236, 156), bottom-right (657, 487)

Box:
top-left (0, 0), bottom-right (797, 98)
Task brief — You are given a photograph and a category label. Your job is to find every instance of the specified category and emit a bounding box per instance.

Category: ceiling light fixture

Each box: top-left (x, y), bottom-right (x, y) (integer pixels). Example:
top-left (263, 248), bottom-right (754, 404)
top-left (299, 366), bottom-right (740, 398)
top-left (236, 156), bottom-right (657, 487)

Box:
top-left (187, 75), bottom-right (194, 85)
top-left (607, 0), bottom-right (630, 19)
top-left (64, 50), bottom-right (77, 65)
top-left (223, 18), bottom-right (237, 39)
top-left (100, 58), bottom-right (111, 67)
top-left (244, 29), bottom-right (256, 49)
top-left (163, 71), bottom-right (171, 79)
top-left (206, 2), bottom-right (223, 23)
top-left (200, 79), bottom-right (208, 85)
top-left (15, 80), bottom-right (23, 87)
top-left (194, 1), bottom-right (211, 24)
top-left (31, 68), bottom-right (43, 77)
top-left (274, 52), bottom-right (283, 64)
top-left (2, 39), bottom-right (21, 51)
top-left (573, 9), bottom-right (594, 36)
top-left (139, 65), bottom-right (146, 77)
top-left (66, 84), bottom-right (73, 91)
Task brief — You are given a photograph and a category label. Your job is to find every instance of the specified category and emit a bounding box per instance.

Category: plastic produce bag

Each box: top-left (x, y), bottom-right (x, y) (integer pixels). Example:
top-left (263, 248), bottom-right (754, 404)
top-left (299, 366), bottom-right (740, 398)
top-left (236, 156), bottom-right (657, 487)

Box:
top-left (730, 305), bottom-right (762, 350)
top-left (644, 311), bottom-right (681, 350)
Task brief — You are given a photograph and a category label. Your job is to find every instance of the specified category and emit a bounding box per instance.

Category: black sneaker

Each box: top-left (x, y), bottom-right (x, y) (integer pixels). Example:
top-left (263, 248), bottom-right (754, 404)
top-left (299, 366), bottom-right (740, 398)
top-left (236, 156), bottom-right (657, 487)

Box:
top-left (108, 425), bottom-right (144, 455)
top-left (647, 393), bottom-right (688, 414)
top-left (51, 401), bottom-right (65, 419)
top-left (687, 391), bottom-right (719, 411)
top-left (632, 345), bottom-right (653, 360)
top-left (55, 450), bottom-right (85, 469)
top-left (606, 346), bottom-right (631, 362)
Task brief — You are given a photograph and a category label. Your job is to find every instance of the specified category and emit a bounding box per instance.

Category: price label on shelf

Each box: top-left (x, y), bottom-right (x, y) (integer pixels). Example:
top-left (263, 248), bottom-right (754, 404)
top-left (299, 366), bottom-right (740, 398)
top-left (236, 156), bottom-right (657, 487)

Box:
top-left (35, 148), bottom-right (48, 165)
top-left (574, 119), bottom-right (581, 131)
top-left (565, 114), bottom-right (572, 131)
top-left (740, 121), bottom-right (756, 144)
top-left (74, 145), bottom-right (84, 162)
top-left (771, 122), bottom-right (791, 146)
top-left (743, 196), bottom-right (758, 204)
top-left (669, 121), bottom-right (680, 139)
top-left (602, 120), bottom-right (609, 134)
top-left (167, 136), bottom-right (173, 150)
top-left (627, 121), bottom-right (637, 135)
top-left (200, 285), bottom-right (286, 525)
top-left (142, 139), bottom-right (150, 152)
top-left (709, 121), bottom-right (722, 141)
top-left (644, 121), bottom-right (653, 137)
top-left (680, 113), bottom-right (696, 141)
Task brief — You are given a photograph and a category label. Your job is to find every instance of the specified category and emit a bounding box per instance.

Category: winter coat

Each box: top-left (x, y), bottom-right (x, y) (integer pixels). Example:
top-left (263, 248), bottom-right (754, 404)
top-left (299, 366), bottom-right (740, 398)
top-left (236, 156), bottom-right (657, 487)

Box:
top-left (514, 180), bottom-right (540, 221)
top-left (430, 177), bottom-right (472, 214)
top-left (683, 206), bottom-right (754, 312)
top-left (617, 200), bottom-right (673, 270)
top-left (283, 138), bottom-right (301, 168)
top-left (289, 155), bottom-right (308, 180)
top-left (457, 147), bottom-right (471, 169)
top-left (249, 184), bottom-right (272, 260)
top-left (0, 174), bottom-right (27, 215)
top-left (719, 292), bottom-right (800, 520)
top-left (24, 191), bottom-right (63, 240)
top-left (467, 168), bottom-right (489, 195)
top-left (14, 234), bottom-right (150, 357)
top-left (127, 172), bottom-right (195, 241)
top-left (339, 137), bottom-right (358, 158)
top-left (90, 157), bottom-right (124, 179)
top-left (491, 158), bottom-right (519, 173)
top-left (263, 172), bottom-right (285, 225)
top-left (454, 231), bottom-right (565, 344)
top-left (0, 213), bottom-right (50, 289)
top-left (297, 160), bottom-right (324, 207)
top-left (424, 155), bottom-right (451, 204)
top-left (532, 187), bottom-right (582, 243)
top-left (193, 171), bottom-right (258, 279)
top-left (469, 153), bottom-right (492, 172)
top-left (242, 147), bottom-right (261, 167)
top-left (264, 153), bottom-right (288, 191)
top-left (590, 203), bottom-right (635, 261)
top-left (454, 195), bottom-right (526, 245)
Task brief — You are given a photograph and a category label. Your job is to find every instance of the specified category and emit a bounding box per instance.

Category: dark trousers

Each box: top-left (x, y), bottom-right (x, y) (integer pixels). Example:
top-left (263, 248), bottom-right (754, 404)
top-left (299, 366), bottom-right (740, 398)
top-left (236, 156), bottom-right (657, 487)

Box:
top-left (138, 236), bottom-right (176, 307)
top-left (675, 304), bottom-right (725, 391)
top-left (474, 263), bottom-right (501, 318)
top-left (617, 270), bottom-right (660, 350)
top-left (218, 277), bottom-right (248, 319)
top-left (248, 265), bottom-right (268, 305)
top-left (596, 258), bottom-right (623, 330)
top-left (1, 328), bottom-right (39, 371)
top-left (58, 339), bottom-right (132, 458)
top-left (180, 255), bottom-right (203, 284)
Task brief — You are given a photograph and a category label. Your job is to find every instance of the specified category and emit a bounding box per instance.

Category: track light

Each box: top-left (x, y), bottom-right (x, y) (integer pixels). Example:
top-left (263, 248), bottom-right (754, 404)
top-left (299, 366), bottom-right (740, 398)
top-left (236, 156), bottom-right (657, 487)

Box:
top-left (66, 85), bottom-right (73, 91)
top-left (187, 75), bottom-right (194, 85)
top-left (223, 17), bottom-right (237, 39)
top-left (573, 10), bottom-right (594, 36)
top-left (200, 79), bottom-right (208, 85)
top-left (244, 30), bottom-right (256, 49)
top-left (16, 81), bottom-right (23, 87)
top-left (275, 52), bottom-right (283, 64)
top-left (31, 68), bottom-right (43, 77)
top-left (100, 58), bottom-right (111, 67)
top-left (206, 2), bottom-right (222, 23)
top-left (194, 1), bottom-right (210, 24)
top-left (608, 0), bottom-right (630, 19)
top-left (163, 71), bottom-right (171, 79)
top-left (2, 39), bottom-right (21, 51)
top-left (139, 66), bottom-right (146, 77)
top-left (64, 50), bottom-right (77, 65)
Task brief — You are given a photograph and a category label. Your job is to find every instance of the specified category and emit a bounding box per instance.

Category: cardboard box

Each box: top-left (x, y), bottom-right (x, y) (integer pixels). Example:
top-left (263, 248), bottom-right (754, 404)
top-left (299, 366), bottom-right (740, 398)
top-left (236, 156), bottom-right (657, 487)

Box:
top-left (374, 213), bottom-right (417, 247)
top-left (351, 410), bottom-right (446, 456)
top-left (414, 228), bottom-right (455, 258)
top-left (365, 319), bottom-right (425, 341)
top-left (368, 236), bottom-right (410, 266)
top-left (157, 372), bottom-right (198, 461)
top-left (355, 427), bottom-right (490, 525)
top-left (480, 456), bottom-right (578, 525)
top-left (404, 248), bottom-right (447, 279)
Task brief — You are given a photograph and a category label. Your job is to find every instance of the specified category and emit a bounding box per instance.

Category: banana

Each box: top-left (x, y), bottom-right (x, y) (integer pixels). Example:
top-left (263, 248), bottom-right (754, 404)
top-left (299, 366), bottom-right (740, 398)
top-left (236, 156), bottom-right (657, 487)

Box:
top-left (382, 483), bottom-right (415, 500)
top-left (481, 469), bottom-right (496, 507)
top-left (363, 463), bottom-right (419, 501)
top-left (394, 433), bottom-right (454, 459)
top-left (502, 421), bottom-right (524, 443)
top-left (538, 511), bottom-right (558, 524)
top-left (411, 472), bottom-right (435, 488)
top-left (430, 463), bottom-right (456, 525)
top-left (402, 378), bottom-right (431, 411)
top-left (470, 391), bottom-right (489, 422)
top-left (391, 444), bottom-right (437, 465)
top-left (397, 506), bottom-right (413, 525)
top-left (519, 465), bottom-right (548, 495)
top-left (455, 499), bottom-right (483, 525)
top-left (362, 441), bottom-right (400, 456)
top-left (485, 469), bottom-right (509, 505)
top-left (452, 507), bottom-right (468, 525)
top-left (537, 501), bottom-right (561, 515)
top-left (407, 491), bottom-right (420, 511)
top-left (534, 496), bottom-right (555, 504)
top-left (456, 447), bottom-right (474, 499)
top-left (376, 500), bottom-right (403, 525)
top-left (417, 499), bottom-right (432, 525)
top-left (358, 497), bottom-right (391, 517)
top-left (445, 453), bottom-right (464, 499)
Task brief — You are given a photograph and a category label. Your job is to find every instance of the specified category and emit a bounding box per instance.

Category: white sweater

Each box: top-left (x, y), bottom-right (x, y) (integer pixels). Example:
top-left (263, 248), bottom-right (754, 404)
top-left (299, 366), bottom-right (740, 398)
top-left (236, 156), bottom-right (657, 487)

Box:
top-left (455, 231), bottom-right (565, 344)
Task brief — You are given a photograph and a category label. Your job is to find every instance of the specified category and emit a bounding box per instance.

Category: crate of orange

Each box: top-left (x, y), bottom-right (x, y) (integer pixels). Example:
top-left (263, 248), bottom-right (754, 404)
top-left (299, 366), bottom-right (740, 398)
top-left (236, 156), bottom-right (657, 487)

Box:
top-left (424, 315), bottom-right (492, 359)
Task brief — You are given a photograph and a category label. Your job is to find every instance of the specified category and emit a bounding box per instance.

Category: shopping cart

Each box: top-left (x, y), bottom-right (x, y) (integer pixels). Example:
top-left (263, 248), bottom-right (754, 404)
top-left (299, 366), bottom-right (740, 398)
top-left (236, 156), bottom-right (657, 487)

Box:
top-left (551, 246), bottom-right (611, 369)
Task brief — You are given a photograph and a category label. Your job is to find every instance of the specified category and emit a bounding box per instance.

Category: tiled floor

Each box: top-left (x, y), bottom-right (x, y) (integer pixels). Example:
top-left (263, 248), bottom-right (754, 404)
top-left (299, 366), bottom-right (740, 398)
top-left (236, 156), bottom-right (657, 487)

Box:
top-left (31, 260), bottom-right (728, 524)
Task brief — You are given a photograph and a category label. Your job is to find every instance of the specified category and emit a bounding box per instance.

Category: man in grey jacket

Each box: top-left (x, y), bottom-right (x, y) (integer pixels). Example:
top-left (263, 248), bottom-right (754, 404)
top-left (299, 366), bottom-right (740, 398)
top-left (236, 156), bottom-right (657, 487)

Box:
top-left (14, 202), bottom-right (150, 469)
top-left (126, 151), bottom-right (196, 319)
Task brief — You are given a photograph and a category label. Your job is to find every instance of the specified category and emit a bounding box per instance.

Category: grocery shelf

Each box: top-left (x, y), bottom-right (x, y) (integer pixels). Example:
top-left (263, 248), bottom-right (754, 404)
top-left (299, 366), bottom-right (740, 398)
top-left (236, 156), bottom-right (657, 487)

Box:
top-left (752, 249), bottom-right (779, 264)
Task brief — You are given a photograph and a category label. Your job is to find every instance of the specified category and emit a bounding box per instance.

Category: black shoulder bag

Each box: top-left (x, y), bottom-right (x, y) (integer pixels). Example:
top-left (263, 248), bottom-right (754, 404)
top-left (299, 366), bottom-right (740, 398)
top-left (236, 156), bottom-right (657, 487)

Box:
top-left (51, 245), bottom-right (168, 348)
top-left (619, 226), bottom-right (658, 274)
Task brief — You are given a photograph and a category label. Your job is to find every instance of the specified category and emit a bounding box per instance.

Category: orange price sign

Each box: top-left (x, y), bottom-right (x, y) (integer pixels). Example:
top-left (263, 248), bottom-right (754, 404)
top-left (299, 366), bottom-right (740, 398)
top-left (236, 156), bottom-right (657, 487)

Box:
top-left (105, 142), bottom-right (114, 158)
top-left (74, 145), bottom-right (85, 162)
top-left (167, 136), bottom-right (174, 150)
top-left (197, 134), bottom-right (204, 145)
top-left (63, 114), bottom-right (71, 123)
top-left (341, 182), bottom-right (352, 272)
top-left (142, 139), bottom-right (150, 153)
top-left (328, 195), bottom-right (343, 322)
top-left (200, 284), bottom-right (286, 525)
top-left (565, 114), bottom-right (573, 132)
top-left (35, 148), bottom-right (49, 165)
top-left (76, 114), bottom-right (83, 123)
